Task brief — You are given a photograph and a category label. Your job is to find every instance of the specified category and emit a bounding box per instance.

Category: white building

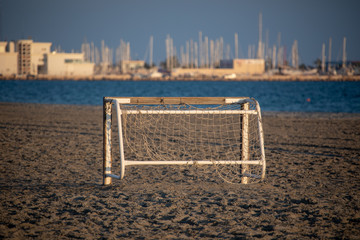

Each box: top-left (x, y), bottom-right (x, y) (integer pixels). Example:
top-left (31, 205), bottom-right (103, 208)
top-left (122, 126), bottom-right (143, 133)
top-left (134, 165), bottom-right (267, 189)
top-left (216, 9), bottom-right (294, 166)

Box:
top-left (0, 41), bottom-right (18, 76)
top-left (45, 52), bottom-right (94, 76)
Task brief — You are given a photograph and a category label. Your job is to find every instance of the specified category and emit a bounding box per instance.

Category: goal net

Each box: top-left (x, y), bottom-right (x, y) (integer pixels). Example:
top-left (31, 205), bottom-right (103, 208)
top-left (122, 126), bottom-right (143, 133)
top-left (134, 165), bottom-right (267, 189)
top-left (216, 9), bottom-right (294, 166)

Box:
top-left (103, 97), bottom-right (265, 185)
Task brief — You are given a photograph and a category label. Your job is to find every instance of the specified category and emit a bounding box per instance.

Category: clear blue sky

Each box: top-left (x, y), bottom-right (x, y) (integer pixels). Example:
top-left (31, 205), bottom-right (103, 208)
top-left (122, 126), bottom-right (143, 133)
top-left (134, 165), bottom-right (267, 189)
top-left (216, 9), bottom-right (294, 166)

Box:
top-left (1, 0), bottom-right (359, 66)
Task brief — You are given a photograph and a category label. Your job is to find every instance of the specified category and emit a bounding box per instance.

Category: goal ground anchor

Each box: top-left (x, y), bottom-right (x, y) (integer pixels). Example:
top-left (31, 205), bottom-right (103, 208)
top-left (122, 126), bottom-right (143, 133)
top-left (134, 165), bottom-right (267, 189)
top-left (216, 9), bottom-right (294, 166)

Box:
top-left (103, 97), bottom-right (266, 185)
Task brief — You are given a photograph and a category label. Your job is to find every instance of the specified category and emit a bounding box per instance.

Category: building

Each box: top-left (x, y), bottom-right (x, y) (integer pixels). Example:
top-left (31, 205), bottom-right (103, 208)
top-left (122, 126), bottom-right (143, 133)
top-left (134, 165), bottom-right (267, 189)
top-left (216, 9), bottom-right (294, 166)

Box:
top-left (45, 52), bottom-right (94, 76)
top-left (171, 59), bottom-right (265, 78)
top-left (0, 39), bottom-right (94, 77)
top-left (120, 60), bottom-right (145, 74)
top-left (0, 41), bottom-right (18, 76)
top-left (17, 39), bottom-right (51, 75)
top-left (232, 59), bottom-right (265, 74)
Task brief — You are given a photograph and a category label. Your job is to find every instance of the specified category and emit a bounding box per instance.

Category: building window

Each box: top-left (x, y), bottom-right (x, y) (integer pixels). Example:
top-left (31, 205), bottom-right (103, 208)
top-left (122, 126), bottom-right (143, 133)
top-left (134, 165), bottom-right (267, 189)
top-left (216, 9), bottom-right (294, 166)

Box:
top-left (65, 59), bottom-right (82, 63)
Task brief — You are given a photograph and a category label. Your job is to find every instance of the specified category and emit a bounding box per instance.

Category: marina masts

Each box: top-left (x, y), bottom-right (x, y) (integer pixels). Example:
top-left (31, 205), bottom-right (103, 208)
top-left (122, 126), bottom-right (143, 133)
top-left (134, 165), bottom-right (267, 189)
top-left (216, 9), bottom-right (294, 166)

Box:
top-left (165, 34), bottom-right (176, 71)
top-left (116, 39), bottom-right (131, 64)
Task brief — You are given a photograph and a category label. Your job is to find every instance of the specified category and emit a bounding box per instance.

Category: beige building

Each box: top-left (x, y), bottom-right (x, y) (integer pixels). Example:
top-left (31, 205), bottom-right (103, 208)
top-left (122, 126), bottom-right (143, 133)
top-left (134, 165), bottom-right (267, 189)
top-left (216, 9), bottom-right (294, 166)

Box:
top-left (172, 59), bottom-right (265, 77)
top-left (31, 41), bottom-right (52, 74)
top-left (0, 39), bottom-right (94, 77)
top-left (0, 41), bottom-right (18, 76)
top-left (232, 59), bottom-right (265, 74)
top-left (120, 60), bottom-right (145, 74)
top-left (17, 39), bottom-right (52, 75)
top-left (45, 52), bottom-right (94, 76)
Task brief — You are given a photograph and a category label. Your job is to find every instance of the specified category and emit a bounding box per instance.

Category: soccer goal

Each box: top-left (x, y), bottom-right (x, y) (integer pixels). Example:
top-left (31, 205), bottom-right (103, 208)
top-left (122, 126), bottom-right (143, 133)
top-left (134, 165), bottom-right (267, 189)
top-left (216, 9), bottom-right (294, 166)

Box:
top-left (103, 97), bottom-right (265, 185)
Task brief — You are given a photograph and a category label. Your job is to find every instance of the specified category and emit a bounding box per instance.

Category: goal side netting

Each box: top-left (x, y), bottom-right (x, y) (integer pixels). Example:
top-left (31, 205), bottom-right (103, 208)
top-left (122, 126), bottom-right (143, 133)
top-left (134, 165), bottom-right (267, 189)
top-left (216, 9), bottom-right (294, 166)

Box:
top-left (103, 97), bottom-right (265, 185)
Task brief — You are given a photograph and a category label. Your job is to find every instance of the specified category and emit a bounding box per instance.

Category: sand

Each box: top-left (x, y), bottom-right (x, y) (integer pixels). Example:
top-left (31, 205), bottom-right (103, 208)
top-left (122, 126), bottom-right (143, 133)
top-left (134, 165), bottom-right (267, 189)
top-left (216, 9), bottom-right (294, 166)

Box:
top-left (1, 103), bottom-right (360, 239)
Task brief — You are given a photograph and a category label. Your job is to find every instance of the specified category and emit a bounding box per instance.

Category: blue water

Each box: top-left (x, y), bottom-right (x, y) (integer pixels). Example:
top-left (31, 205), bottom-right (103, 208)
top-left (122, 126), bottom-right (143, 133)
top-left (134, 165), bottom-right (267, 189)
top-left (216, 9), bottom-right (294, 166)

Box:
top-left (1, 80), bottom-right (360, 113)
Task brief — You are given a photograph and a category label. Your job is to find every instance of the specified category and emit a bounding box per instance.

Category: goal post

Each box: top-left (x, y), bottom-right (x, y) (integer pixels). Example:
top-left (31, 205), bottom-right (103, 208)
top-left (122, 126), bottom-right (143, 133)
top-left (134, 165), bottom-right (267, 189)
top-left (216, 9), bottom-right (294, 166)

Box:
top-left (103, 97), bottom-right (266, 185)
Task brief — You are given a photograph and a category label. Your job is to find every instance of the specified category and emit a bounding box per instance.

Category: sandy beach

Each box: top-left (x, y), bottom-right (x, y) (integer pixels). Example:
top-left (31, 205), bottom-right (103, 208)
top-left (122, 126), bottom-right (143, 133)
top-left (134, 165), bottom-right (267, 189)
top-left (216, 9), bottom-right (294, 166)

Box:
top-left (1, 102), bottom-right (360, 239)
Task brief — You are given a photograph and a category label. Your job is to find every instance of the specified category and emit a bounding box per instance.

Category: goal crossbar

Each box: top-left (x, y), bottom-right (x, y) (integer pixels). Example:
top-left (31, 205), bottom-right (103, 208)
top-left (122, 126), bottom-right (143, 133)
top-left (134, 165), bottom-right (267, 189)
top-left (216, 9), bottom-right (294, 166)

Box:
top-left (105, 96), bottom-right (251, 105)
top-left (103, 97), bottom-right (266, 185)
top-left (121, 109), bottom-right (257, 115)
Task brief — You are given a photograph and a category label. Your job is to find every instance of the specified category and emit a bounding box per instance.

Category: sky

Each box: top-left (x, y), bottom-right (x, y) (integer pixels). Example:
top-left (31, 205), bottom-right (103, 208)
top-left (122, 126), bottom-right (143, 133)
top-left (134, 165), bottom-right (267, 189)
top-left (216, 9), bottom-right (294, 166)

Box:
top-left (1, 0), bottom-right (360, 66)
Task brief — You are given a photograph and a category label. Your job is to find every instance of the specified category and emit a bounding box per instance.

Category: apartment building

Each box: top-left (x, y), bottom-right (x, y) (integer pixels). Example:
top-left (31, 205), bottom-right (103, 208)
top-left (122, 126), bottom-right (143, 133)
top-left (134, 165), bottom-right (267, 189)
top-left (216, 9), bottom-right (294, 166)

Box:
top-left (17, 39), bottom-right (52, 75)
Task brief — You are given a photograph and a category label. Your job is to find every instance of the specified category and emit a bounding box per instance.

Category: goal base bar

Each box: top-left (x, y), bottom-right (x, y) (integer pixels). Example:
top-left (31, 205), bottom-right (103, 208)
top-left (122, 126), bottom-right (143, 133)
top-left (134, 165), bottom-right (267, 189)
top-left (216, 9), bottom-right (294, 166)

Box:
top-left (106, 171), bottom-right (262, 180)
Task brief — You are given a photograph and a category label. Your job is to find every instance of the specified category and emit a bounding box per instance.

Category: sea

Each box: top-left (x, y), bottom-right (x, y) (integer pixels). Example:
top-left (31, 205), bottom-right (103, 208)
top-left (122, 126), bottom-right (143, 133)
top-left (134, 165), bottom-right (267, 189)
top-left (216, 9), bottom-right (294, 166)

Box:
top-left (1, 80), bottom-right (360, 113)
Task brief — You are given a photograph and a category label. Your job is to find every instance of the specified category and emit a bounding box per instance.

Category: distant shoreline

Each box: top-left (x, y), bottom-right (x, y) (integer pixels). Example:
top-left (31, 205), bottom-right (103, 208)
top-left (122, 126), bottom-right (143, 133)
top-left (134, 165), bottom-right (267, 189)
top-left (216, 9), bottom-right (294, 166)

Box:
top-left (1, 74), bottom-right (360, 81)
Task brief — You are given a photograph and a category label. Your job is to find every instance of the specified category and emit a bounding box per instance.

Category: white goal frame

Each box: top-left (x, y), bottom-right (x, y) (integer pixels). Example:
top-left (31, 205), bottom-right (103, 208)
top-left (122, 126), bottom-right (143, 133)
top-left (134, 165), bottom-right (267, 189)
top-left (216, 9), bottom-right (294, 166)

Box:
top-left (103, 97), bottom-right (265, 185)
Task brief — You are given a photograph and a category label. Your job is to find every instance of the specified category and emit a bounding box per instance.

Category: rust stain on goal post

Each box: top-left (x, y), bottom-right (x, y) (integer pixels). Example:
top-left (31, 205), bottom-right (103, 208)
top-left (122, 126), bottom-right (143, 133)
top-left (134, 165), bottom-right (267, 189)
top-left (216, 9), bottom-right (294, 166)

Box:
top-left (103, 98), bottom-right (113, 185)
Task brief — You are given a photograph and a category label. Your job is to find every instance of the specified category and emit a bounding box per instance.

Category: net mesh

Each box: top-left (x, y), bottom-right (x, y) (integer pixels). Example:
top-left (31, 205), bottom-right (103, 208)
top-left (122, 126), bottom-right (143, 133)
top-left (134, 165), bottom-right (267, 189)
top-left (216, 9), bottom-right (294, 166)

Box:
top-left (118, 100), bottom-right (264, 184)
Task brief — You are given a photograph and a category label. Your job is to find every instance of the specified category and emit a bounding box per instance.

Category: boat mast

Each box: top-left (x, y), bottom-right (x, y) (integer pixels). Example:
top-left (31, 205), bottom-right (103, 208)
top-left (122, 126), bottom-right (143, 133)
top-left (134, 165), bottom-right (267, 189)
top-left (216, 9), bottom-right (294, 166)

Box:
top-left (149, 35), bottom-right (153, 67)
top-left (199, 31), bottom-right (203, 67)
top-left (257, 12), bottom-right (263, 59)
top-left (327, 37), bottom-right (332, 72)
top-left (205, 36), bottom-right (209, 68)
top-left (291, 40), bottom-right (298, 69)
top-left (165, 35), bottom-right (169, 70)
top-left (321, 43), bottom-right (326, 72)
top-left (342, 37), bottom-right (347, 69)
top-left (194, 42), bottom-right (198, 68)
top-left (234, 33), bottom-right (238, 59)
top-left (210, 40), bottom-right (214, 68)
top-left (277, 32), bottom-right (282, 67)
top-left (272, 45), bottom-right (276, 69)
top-left (186, 40), bottom-right (189, 68)
top-left (190, 39), bottom-right (194, 68)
